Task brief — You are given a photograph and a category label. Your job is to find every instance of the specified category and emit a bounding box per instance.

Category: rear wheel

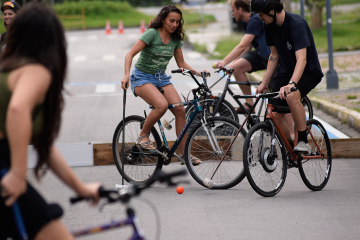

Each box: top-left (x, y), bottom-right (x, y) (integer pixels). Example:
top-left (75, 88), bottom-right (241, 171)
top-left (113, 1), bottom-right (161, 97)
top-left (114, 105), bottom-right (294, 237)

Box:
top-left (243, 122), bottom-right (287, 197)
top-left (112, 115), bottom-right (163, 184)
top-left (184, 116), bottom-right (246, 189)
top-left (298, 119), bottom-right (332, 191)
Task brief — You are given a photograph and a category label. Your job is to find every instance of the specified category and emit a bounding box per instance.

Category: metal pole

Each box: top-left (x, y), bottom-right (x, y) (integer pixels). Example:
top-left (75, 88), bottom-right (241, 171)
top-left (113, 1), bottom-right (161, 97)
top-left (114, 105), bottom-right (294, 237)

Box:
top-left (325, 0), bottom-right (338, 89)
top-left (201, 0), bottom-right (204, 33)
top-left (229, 5), bottom-right (233, 34)
top-left (300, 0), bottom-right (304, 18)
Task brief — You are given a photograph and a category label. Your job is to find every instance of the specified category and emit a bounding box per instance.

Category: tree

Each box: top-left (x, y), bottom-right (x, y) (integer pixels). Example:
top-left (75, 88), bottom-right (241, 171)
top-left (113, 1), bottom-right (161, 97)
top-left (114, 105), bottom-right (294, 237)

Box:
top-left (305, 0), bottom-right (325, 30)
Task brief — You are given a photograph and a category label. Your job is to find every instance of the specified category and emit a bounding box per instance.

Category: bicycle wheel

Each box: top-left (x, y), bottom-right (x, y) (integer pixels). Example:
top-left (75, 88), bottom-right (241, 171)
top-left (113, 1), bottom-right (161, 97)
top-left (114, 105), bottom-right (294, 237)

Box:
top-left (184, 116), bottom-right (247, 189)
top-left (185, 98), bottom-right (238, 135)
top-left (243, 122), bottom-right (287, 197)
top-left (260, 96), bottom-right (313, 122)
top-left (298, 119), bottom-right (332, 191)
top-left (112, 115), bottom-right (163, 184)
top-left (302, 96), bottom-right (313, 120)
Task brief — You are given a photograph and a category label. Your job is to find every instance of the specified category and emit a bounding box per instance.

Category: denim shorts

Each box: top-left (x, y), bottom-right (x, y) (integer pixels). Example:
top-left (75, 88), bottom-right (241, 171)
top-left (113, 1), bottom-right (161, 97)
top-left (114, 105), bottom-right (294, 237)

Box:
top-left (130, 67), bottom-right (172, 96)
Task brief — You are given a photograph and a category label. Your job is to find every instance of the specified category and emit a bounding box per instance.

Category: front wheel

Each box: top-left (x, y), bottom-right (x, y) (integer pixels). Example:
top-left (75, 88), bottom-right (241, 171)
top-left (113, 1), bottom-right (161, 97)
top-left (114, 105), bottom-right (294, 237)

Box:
top-left (243, 122), bottom-right (287, 197)
top-left (184, 116), bottom-right (247, 189)
top-left (185, 98), bottom-right (238, 135)
top-left (112, 115), bottom-right (163, 184)
top-left (298, 119), bottom-right (332, 191)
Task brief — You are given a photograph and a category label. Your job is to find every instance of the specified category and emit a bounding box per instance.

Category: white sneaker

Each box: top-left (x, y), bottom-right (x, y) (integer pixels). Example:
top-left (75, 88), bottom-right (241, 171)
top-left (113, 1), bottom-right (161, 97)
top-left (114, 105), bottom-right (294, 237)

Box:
top-left (294, 141), bottom-right (311, 154)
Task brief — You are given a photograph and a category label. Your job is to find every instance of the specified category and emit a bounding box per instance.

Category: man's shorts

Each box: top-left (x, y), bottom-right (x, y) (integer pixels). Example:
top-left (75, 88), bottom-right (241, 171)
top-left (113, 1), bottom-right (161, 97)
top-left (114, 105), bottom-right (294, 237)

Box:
top-left (130, 67), bottom-right (172, 96)
top-left (270, 71), bottom-right (322, 108)
top-left (240, 50), bottom-right (268, 73)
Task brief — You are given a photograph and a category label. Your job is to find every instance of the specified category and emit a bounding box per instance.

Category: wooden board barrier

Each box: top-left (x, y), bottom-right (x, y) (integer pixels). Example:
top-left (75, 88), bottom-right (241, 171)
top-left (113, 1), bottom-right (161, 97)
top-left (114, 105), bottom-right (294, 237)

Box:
top-left (94, 138), bottom-right (360, 165)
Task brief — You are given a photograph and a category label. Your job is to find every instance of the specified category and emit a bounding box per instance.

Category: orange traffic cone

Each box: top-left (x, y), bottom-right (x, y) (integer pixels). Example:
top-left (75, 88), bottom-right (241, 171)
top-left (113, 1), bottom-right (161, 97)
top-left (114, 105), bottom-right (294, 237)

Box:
top-left (118, 20), bottom-right (124, 34)
top-left (105, 20), bottom-right (111, 35)
top-left (140, 20), bottom-right (145, 33)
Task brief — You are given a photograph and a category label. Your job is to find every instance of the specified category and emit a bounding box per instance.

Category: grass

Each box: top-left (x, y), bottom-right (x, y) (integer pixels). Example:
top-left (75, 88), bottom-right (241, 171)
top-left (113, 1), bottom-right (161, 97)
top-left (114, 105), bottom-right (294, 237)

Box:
top-left (347, 95), bottom-right (357, 100)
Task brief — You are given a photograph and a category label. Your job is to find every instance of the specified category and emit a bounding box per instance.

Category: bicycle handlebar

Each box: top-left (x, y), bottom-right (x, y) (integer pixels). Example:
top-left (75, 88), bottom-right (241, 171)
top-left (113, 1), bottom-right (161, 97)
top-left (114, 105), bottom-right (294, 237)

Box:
top-left (171, 68), bottom-right (211, 94)
top-left (70, 169), bottom-right (188, 205)
top-left (235, 87), bottom-right (298, 99)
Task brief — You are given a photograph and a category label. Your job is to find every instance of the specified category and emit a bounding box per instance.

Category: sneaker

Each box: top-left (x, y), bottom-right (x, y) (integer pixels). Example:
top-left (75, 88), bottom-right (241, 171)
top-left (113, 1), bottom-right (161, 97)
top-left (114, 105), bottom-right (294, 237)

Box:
top-left (293, 141), bottom-right (311, 154)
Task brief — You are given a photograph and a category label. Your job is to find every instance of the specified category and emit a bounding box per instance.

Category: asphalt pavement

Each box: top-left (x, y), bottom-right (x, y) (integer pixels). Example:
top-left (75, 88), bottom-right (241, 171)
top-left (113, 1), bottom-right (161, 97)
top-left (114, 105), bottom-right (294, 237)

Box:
top-left (20, 3), bottom-right (360, 240)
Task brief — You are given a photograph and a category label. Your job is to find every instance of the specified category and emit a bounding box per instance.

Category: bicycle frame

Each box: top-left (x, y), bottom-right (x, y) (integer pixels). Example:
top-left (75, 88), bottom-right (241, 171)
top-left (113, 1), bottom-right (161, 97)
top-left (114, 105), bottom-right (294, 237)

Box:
top-left (265, 104), bottom-right (324, 162)
top-left (158, 98), bottom-right (202, 157)
top-left (211, 69), bottom-right (262, 126)
top-left (71, 207), bottom-right (144, 239)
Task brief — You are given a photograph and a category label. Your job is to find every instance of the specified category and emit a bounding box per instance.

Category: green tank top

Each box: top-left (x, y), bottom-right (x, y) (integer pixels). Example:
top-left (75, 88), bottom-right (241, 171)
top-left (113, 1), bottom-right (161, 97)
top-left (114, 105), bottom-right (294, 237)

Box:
top-left (0, 72), bottom-right (44, 139)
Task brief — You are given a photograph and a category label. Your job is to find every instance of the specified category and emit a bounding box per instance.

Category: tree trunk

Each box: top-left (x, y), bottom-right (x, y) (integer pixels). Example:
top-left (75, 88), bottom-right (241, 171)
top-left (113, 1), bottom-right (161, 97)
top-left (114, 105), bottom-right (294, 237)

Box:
top-left (311, 4), bottom-right (323, 30)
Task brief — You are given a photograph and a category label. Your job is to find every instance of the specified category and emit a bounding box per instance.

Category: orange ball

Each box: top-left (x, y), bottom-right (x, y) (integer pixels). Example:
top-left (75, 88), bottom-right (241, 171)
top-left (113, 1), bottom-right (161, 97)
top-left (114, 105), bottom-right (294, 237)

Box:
top-left (176, 186), bottom-right (184, 194)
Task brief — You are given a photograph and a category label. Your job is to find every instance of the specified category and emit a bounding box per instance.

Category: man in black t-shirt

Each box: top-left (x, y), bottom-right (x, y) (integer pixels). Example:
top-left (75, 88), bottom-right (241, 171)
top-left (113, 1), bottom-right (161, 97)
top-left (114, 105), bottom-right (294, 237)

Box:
top-left (214, 0), bottom-right (270, 114)
top-left (251, 0), bottom-right (323, 153)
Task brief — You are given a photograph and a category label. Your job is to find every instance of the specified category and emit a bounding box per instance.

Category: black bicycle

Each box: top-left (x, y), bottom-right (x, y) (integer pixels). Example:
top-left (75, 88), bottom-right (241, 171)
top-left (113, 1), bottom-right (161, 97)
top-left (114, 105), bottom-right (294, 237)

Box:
top-left (112, 69), bottom-right (246, 189)
top-left (178, 67), bottom-right (313, 134)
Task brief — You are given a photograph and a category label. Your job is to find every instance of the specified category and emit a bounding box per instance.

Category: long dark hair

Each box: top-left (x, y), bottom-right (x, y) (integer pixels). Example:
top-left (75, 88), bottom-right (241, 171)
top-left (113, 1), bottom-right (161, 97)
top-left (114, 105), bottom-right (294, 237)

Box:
top-left (0, 3), bottom-right (67, 179)
top-left (148, 5), bottom-right (185, 41)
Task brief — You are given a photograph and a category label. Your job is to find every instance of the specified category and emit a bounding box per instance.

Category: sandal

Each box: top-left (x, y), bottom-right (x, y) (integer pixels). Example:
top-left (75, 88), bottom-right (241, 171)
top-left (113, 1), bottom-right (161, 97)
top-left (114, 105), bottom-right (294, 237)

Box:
top-left (235, 102), bottom-right (255, 114)
top-left (136, 134), bottom-right (156, 150)
top-left (179, 154), bottom-right (202, 166)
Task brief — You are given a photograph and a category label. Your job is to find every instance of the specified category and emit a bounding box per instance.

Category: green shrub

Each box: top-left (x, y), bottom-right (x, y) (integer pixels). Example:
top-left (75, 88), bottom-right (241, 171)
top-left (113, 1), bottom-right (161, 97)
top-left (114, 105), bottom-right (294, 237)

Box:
top-left (53, 1), bottom-right (133, 16)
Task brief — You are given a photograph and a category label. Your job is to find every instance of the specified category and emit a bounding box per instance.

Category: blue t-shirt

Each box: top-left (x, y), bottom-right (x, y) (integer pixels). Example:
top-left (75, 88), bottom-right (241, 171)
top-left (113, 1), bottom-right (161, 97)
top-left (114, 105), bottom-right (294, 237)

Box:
top-left (243, 14), bottom-right (270, 60)
top-left (264, 11), bottom-right (323, 78)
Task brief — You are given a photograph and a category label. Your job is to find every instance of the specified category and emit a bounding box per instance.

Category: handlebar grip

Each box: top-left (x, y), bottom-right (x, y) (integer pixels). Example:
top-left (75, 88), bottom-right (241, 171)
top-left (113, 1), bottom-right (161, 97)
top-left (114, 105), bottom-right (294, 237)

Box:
top-left (171, 69), bottom-right (183, 74)
top-left (70, 186), bottom-right (106, 204)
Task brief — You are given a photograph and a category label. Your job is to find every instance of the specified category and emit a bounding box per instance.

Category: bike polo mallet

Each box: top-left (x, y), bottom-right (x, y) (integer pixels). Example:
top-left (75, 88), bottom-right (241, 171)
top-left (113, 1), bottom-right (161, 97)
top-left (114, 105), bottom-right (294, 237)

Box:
top-left (121, 84), bottom-right (127, 186)
top-left (0, 168), bottom-right (29, 240)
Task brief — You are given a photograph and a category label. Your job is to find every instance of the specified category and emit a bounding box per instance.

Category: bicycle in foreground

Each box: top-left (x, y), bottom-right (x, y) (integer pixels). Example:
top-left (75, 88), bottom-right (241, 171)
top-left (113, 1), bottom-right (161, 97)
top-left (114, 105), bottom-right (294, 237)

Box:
top-left (242, 88), bottom-right (332, 197)
top-left (70, 169), bottom-right (187, 239)
top-left (112, 69), bottom-right (245, 189)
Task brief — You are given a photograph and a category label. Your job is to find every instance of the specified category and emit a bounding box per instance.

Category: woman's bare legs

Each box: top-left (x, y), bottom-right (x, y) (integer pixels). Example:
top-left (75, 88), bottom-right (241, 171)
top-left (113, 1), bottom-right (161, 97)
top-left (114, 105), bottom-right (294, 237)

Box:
top-left (161, 84), bottom-right (187, 155)
top-left (35, 220), bottom-right (74, 240)
top-left (134, 83), bottom-right (169, 148)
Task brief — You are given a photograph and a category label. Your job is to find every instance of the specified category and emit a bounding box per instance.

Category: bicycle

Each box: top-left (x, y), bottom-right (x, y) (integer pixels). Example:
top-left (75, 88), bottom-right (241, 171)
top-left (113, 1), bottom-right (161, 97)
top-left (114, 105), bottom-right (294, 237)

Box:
top-left (70, 169), bottom-right (187, 239)
top-left (112, 69), bottom-right (246, 189)
top-left (181, 67), bottom-right (313, 133)
top-left (242, 88), bottom-right (332, 197)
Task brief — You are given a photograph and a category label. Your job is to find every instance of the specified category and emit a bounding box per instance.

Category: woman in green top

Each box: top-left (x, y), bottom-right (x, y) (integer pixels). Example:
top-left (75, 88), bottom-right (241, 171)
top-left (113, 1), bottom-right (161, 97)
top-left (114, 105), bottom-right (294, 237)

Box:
top-left (0, 4), bottom-right (99, 239)
top-left (121, 5), bottom-right (205, 165)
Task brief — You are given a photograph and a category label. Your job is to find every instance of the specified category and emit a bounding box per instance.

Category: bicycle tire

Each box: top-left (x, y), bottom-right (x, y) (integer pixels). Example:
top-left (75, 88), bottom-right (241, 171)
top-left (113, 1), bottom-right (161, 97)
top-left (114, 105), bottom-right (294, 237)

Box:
top-left (184, 116), bottom-right (247, 189)
top-left (112, 115), bottom-right (163, 184)
top-left (243, 122), bottom-right (287, 197)
top-left (261, 95), bottom-right (313, 122)
top-left (298, 119), bottom-right (332, 191)
top-left (185, 98), bottom-right (238, 135)
top-left (302, 96), bottom-right (313, 120)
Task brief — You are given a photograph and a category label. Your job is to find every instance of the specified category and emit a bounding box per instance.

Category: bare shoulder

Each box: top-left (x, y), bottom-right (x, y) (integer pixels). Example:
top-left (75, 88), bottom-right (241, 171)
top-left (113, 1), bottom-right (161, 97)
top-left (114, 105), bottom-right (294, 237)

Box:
top-left (8, 64), bottom-right (51, 90)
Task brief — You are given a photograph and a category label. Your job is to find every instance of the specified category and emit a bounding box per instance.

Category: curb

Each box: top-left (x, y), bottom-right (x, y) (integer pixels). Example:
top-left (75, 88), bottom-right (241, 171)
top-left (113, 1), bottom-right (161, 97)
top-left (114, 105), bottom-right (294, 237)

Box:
top-left (309, 97), bottom-right (360, 132)
top-left (249, 72), bottom-right (360, 132)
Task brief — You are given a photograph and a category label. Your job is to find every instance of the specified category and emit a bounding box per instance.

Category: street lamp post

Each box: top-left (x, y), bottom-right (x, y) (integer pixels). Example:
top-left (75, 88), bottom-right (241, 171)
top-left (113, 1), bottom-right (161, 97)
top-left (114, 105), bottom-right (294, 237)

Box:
top-left (300, 0), bottom-right (304, 18)
top-left (325, 0), bottom-right (339, 89)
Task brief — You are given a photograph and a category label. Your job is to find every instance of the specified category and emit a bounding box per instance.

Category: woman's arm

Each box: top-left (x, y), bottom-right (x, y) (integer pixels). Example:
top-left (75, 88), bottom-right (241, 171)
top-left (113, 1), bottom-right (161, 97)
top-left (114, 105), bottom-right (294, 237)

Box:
top-left (1, 65), bottom-right (51, 206)
top-left (174, 48), bottom-right (200, 75)
top-left (48, 146), bottom-right (100, 201)
top-left (121, 40), bottom-right (147, 89)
